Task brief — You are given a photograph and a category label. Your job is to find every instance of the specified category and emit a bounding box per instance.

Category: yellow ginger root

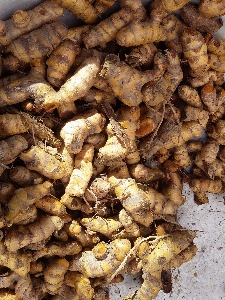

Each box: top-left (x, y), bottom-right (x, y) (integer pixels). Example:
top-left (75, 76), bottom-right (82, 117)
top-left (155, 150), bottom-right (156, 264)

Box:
top-left (44, 258), bottom-right (69, 294)
top-left (0, 135), bottom-right (28, 176)
top-left (0, 1), bottom-right (64, 46)
top-left (139, 109), bottom-right (209, 159)
top-left (35, 195), bottom-right (67, 217)
top-left (81, 216), bottom-right (123, 237)
top-left (60, 109), bottom-right (105, 154)
top-left (172, 145), bottom-right (191, 169)
top-left (129, 163), bottom-right (164, 183)
top-left (134, 230), bottom-right (195, 300)
top-left (118, 209), bottom-right (140, 238)
top-left (5, 181), bottom-right (52, 225)
top-left (125, 42), bottom-right (158, 68)
top-left (178, 84), bottom-right (202, 108)
top-left (181, 27), bottom-right (209, 77)
top-left (149, 0), bottom-right (190, 24)
top-left (69, 239), bottom-right (131, 278)
top-left (6, 22), bottom-right (68, 63)
top-left (190, 178), bottom-right (224, 204)
top-left (65, 271), bottom-right (94, 300)
top-left (60, 194), bottom-right (94, 214)
top-left (19, 146), bottom-right (68, 180)
top-left (65, 220), bottom-right (100, 247)
top-left (161, 161), bottom-right (185, 207)
top-left (116, 20), bottom-right (167, 47)
top-left (82, 0), bottom-right (146, 49)
top-left (46, 40), bottom-right (80, 88)
top-left (82, 88), bottom-right (116, 106)
top-left (142, 49), bottom-right (183, 108)
top-left (0, 241), bottom-right (31, 276)
top-left (52, 0), bottom-right (98, 24)
top-left (33, 241), bottom-right (82, 260)
top-left (28, 56), bottom-right (100, 112)
top-left (199, 0), bottom-right (225, 18)
top-left (65, 144), bottom-right (94, 197)
top-left (108, 177), bottom-right (176, 227)
top-left (161, 14), bottom-right (186, 53)
top-left (9, 166), bottom-right (43, 187)
top-left (5, 215), bottom-right (64, 252)
top-left (167, 243), bottom-right (198, 269)
top-left (188, 70), bottom-right (217, 88)
top-left (180, 3), bottom-right (223, 34)
top-left (101, 52), bottom-right (165, 106)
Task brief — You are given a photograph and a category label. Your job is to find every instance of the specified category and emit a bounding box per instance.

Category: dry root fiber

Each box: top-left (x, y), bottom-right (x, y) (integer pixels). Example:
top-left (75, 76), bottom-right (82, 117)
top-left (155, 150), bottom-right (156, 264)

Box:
top-left (0, 0), bottom-right (225, 299)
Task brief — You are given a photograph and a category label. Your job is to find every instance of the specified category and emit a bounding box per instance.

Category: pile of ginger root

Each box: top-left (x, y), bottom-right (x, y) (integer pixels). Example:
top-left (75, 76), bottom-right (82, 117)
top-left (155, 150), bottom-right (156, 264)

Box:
top-left (0, 0), bottom-right (225, 299)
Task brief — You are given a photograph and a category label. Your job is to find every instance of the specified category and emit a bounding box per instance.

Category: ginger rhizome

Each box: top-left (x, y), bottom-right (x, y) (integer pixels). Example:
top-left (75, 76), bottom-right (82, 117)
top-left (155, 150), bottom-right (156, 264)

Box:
top-left (1, 0), bottom-right (225, 299)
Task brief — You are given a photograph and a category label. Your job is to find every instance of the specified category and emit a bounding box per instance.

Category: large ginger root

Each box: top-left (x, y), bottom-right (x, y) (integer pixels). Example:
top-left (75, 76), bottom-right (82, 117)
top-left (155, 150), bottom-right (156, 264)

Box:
top-left (44, 258), bottom-right (69, 294)
top-left (142, 49), bottom-right (183, 108)
top-left (100, 52), bottom-right (165, 106)
top-left (69, 239), bottom-right (131, 278)
top-left (60, 109), bottom-right (105, 154)
top-left (64, 144), bottom-right (94, 197)
top-left (180, 3), bottom-right (223, 33)
top-left (82, 0), bottom-right (146, 49)
top-left (5, 181), bottom-right (52, 226)
top-left (6, 22), bottom-right (68, 63)
top-left (52, 0), bottom-right (98, 24)
top-left (199, 0), bottom-right (225, 18)
top-left (28, 56), bottom-right (101, 112)
top-left (0, 1), bottom-right (64, 46)
top-left (133, 230), bottom-right (195, 300)
top-left (5, 215), bottom-right (64, 252)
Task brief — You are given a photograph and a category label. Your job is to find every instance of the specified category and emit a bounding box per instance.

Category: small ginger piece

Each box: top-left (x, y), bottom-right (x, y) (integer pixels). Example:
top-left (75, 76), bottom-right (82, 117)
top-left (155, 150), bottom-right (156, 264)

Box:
top-left (35, 195), bottom-right (68, 217)
top-left (9, 166), bottom-right (43, 187)
top-left (44, 258), bottom-right (69, 295)
top-left (46, 40), bottom-right (80, 87)
top-left (65, 144), bottom-right (94, 197)
top-left (181, 27), bottom-right (209, 77)
top-left (129, 163), bottom-right (164, 183)
top-left (208, 53), bottom-right (225, 73)
top-left (5, 215), bottom-right (63, 252)
top-left (205, 34), bottom-right (225, 56)
top-left (52, 0), bottom-right (98, 24)
top-left (178, 85), bottom-right (202, 108)
top-left (69, 239), bottom-right (131, 278)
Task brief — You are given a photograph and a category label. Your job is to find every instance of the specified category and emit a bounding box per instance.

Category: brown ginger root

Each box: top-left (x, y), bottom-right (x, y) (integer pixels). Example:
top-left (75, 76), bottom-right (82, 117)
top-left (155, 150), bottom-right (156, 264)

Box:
top-left (180, 3), bottom-right (223, 34)
top-left (0, 1), bottom-right (64, 46)
top-left (6, 22), bottom-right (68, 63)
top-left (178, 85), bottom-right (202, 108)
top-left (9, 166), bottom-right (44, 187)
top-left (199, 0), bottom-right (225, 18)
top-left (5, 215), bottom-right (64, 252)
top-left (101, 52), bottom-right (165, 106)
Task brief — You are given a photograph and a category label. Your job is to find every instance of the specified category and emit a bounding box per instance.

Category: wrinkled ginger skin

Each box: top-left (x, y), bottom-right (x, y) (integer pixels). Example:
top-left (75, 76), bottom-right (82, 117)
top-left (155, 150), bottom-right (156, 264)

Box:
top-left (101, 52), bottom-right (165, 106)
top-left (52, 0), bottom-right (98, 24)
top-left (199, 0), bottom-right (225, 18)
top-left (69, 239), bottom-right (131, 278)
top-left (181, 27), bottom-right (209, 76)
top-left (6, 22), bottom-right (68, 63)
top-left (5, 215), bottom-right (63, 252)
top-left (0, 1), bottom-right (64, 46)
